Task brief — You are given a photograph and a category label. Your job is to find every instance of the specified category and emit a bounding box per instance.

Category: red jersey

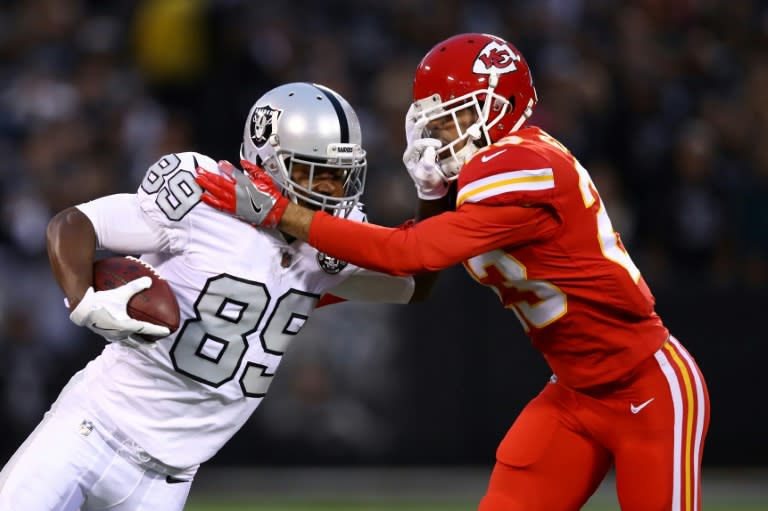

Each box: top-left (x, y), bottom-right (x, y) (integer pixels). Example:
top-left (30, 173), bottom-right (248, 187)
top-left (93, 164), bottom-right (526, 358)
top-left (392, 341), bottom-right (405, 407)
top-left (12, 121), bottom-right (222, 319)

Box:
top-left (309, 127), bottom-right (668, 389)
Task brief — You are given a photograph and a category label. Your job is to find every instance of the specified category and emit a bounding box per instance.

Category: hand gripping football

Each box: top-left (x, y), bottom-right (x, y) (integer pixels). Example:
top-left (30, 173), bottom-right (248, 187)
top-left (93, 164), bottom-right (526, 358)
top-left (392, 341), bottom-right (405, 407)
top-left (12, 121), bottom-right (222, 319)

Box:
top-left (92, 256), bottom-right (180, 340)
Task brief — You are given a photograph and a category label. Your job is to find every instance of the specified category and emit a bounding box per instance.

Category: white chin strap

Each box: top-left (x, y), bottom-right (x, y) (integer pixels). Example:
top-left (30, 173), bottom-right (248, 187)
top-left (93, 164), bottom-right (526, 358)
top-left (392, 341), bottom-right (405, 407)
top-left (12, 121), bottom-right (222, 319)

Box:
top-left (438, 136), bottom-right (480, 180)
top-left (435, 74), bottom-right (499, 180)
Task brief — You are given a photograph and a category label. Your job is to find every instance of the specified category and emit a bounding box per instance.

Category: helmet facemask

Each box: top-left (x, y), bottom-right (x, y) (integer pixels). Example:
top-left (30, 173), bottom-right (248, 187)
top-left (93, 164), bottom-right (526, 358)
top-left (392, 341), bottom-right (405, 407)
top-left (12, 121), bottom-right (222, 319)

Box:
top-left (411, 74), bottom-right (515, 180)
top-left (262, 142), bottom-right (367, 217)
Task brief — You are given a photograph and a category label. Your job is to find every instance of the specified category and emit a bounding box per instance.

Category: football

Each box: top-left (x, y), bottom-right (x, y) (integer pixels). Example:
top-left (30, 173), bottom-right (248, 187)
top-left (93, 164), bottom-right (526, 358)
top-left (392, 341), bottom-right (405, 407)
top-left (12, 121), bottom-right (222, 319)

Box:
top-left (93, 256), bottom-right (180, 340)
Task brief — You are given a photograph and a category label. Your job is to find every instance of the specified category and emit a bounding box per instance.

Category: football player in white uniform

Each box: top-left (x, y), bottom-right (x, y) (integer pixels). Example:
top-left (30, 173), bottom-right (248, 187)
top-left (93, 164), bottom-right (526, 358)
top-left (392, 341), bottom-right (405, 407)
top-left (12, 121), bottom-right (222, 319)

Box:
top-left (0, 82), bottom-right (427, 511)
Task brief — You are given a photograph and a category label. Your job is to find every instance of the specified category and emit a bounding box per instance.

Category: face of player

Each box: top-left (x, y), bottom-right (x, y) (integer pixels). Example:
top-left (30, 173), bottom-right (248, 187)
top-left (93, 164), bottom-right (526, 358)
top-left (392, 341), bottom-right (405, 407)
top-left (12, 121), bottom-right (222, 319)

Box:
top-left (425, 107), bottom-right (478, 152)
top-left (289, 162), bottom-right (346, 209)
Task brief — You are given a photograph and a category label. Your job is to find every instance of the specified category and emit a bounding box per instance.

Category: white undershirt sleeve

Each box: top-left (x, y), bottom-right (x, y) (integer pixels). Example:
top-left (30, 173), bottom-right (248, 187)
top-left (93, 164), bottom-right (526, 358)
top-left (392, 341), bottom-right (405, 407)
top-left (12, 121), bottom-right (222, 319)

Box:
top-left (75, 193), bottom-right (170, 254)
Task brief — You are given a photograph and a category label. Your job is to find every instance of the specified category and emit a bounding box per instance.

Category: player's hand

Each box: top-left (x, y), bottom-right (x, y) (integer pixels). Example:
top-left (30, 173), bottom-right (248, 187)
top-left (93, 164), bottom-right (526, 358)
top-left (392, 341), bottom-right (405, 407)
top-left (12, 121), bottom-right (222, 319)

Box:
top-left (69, 277), bottom-right (170, 348)
top-left (403, 105), bottom-right (449, 200)
top-left (403, 138), bottom-right (449, 200)
top-left (195, 160), bottom-right (289, 228)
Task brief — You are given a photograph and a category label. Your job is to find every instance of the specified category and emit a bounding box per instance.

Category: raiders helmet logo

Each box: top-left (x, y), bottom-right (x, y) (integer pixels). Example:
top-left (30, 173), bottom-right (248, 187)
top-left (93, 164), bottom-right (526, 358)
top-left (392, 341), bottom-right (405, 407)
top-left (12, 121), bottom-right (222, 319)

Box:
top-left (473, 41), bottom-right (521, 75)
top-left (249, 106), bottom-right (281, 148)
top-left (317, 252), bottom-right (348, 274)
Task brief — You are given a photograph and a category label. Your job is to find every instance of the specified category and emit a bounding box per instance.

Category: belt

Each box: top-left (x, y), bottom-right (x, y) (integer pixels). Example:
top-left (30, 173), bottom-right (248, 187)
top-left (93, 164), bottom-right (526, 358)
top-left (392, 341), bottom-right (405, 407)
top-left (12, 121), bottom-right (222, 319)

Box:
top-left (92, 419), bottom-right (197, 480)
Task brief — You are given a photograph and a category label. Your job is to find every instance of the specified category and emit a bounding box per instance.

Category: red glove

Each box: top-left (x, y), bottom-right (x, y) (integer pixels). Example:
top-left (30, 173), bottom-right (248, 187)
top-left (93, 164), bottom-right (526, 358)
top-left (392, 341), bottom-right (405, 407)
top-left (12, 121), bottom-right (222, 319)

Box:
top-left (195, 160), bottom-right (289, 229)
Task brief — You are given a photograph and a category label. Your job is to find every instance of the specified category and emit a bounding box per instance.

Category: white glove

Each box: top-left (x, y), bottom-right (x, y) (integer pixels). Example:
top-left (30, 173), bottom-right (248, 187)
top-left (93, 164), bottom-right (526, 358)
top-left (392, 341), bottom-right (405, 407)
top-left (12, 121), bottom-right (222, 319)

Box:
top-left (403, 105), bottom-right (449, 200)
top-left (403, 138), bottom-right (448, 200)
top-left (69, 276), bottom-right (170, 348)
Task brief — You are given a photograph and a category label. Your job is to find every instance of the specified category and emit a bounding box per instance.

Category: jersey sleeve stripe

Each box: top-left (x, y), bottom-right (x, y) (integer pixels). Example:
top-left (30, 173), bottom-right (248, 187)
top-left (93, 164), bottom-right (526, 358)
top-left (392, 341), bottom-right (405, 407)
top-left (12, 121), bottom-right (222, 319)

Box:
top-left (457, 168), bottom-right (554, 206)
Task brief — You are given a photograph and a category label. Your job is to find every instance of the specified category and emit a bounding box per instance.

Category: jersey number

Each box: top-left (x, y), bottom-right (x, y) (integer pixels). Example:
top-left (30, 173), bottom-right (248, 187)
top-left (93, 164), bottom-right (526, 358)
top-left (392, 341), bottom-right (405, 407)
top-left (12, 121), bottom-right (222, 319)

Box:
top-left (142, 155), bottom-right (316, 397)
top-left (141, 153), bottom-right (201, 221)
top-left (170, 275), bottom-right (319, 398)
top-left (465, 252), bottom-right (566, 331)
top-left (465, 133), bottom-right (641, 330)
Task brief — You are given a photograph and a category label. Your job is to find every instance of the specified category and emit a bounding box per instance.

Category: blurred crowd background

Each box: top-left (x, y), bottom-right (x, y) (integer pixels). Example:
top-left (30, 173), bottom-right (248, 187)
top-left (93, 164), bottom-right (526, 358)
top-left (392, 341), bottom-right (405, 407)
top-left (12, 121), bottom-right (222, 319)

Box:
top-left (1, 0), bottom-right (766, 471)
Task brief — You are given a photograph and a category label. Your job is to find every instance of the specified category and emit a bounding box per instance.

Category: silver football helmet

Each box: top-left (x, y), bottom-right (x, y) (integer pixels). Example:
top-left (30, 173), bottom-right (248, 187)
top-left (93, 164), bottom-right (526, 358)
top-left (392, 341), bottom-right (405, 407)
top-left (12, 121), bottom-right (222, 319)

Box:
top-left (241, 82), bottom-right (367, 217)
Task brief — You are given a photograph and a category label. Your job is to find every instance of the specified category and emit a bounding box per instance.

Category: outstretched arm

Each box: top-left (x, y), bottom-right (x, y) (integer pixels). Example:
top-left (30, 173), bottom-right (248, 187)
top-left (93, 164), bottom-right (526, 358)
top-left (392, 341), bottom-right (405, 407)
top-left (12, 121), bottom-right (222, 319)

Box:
top-left (195, 165), bottom-right (559, 276)
top-left (195, 159), bottom-right (449, 302)
top-left (302, 203), bottom-right (558, 276)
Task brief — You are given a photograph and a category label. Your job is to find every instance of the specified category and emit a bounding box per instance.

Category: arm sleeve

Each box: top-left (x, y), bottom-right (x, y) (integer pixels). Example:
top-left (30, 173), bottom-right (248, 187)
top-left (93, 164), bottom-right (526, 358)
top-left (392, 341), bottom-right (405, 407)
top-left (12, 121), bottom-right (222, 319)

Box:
top-left (308, 203), bottom-right (560, 276)
top-left (76, 193), bottom-right (171, 254)
top-left (326, 269), bottom-right (415, 303)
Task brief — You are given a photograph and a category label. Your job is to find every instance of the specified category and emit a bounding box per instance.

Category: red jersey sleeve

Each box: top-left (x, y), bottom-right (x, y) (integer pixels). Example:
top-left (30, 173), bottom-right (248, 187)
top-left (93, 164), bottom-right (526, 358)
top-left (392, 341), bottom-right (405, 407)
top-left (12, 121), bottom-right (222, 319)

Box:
top-left (308, 203), bottom-right (560, 276)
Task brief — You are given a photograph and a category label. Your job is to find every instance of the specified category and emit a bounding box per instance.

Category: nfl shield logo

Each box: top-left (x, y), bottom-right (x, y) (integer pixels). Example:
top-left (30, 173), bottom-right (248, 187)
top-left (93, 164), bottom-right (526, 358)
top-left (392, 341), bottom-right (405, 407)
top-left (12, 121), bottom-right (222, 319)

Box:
top-left (79, 419), bottom-right (94, 436)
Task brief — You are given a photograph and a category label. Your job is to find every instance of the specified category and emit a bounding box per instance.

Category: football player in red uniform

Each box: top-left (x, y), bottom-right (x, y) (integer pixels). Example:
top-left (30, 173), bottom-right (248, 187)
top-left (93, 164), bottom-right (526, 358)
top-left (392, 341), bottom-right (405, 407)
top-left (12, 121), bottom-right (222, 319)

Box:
top-left (196, 34), bottom-right (710, 511)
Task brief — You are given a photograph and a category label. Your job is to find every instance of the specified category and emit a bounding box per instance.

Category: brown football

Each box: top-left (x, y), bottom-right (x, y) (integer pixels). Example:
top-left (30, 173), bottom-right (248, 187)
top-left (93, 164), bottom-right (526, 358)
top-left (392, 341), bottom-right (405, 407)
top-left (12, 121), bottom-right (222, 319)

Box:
top-left (92, 256), bottom-right (180, 340)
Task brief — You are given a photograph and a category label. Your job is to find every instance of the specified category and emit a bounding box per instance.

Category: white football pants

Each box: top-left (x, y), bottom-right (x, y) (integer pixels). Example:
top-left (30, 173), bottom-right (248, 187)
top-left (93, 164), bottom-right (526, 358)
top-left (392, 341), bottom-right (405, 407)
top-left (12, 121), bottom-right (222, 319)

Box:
top-left (0, 374), bottom-right (194, 511)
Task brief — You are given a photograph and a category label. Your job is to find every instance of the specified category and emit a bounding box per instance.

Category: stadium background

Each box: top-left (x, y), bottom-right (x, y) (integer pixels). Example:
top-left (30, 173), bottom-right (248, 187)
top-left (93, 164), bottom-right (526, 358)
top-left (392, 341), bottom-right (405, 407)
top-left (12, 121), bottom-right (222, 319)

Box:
top-left (0, 0), bottom-right (765, 508)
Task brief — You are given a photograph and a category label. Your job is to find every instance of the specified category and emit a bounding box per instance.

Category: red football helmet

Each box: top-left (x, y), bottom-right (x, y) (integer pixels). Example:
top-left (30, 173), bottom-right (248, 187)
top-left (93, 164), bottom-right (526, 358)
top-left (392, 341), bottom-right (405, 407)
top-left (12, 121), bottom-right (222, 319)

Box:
top-left (410, 33), bottom-right (537, 178)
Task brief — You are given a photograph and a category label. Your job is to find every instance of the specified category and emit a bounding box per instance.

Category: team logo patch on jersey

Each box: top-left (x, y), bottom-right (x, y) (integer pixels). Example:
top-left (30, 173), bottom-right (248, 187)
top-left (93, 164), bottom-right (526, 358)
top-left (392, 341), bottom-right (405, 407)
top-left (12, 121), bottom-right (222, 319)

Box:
top-left (317, 252), bottom-right (348, 274)
top-left (473, 41), bottom-right (521, 75)
top-left (249, 106), bottom-right (282, 148)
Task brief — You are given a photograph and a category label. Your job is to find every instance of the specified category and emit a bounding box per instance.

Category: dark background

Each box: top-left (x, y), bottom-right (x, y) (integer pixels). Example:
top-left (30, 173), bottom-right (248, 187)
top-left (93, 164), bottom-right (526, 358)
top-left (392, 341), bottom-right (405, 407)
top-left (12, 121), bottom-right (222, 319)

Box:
top-left (0, 0), bottom-right (766, 471)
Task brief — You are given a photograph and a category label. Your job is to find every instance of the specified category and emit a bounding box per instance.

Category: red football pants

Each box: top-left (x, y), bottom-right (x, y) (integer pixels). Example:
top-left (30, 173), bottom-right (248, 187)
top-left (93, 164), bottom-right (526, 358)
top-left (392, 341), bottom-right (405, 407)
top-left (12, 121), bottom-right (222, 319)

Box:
top-left (478, 337), bottom-right (710, 511)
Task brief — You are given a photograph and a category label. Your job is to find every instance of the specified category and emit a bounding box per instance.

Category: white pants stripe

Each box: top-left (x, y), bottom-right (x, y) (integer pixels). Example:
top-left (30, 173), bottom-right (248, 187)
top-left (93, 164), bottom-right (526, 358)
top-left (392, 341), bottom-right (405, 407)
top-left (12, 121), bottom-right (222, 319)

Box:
top-left (655, 337), bottom-right (707, 511)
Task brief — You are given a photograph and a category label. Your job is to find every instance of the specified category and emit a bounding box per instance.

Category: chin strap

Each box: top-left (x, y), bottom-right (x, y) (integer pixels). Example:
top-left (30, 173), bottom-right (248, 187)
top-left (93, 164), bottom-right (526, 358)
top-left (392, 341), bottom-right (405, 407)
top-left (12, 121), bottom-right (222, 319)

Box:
top-left (510, 97), bottom-right (536, 132)
top-left (438, 140), bottom-right (479, 180)
top-left (466, 123), bottom-right (483, 141)
top-left (480, 72), bottom-right (499, 126)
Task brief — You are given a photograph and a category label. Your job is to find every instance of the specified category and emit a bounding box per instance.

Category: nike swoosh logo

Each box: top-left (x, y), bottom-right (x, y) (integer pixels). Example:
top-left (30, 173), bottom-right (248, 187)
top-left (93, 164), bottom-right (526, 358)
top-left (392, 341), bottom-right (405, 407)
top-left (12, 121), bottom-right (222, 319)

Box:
top-left (90, 322), bottom-right (120, 332)
top-left (249, 197), bottom-right (262, 214)
top-left (166, 475), bottom-right (189, 484)
top-left (630, 397), bottom-right (655, 414)
top-left (480, 149), bottom-right (507, 163)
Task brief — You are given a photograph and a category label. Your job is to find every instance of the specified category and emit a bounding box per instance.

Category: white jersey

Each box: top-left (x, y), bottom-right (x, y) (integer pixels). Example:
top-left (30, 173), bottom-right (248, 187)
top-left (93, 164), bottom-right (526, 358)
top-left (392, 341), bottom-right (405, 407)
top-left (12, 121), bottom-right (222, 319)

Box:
top-left (71, 152), bottom-right (414, 469)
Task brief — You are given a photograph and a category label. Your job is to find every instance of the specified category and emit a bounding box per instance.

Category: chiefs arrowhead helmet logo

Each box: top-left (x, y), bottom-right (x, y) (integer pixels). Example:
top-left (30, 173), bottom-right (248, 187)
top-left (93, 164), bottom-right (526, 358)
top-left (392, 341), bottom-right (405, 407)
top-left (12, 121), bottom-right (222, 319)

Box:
top-left (473, 41), bottom-right (521, 75)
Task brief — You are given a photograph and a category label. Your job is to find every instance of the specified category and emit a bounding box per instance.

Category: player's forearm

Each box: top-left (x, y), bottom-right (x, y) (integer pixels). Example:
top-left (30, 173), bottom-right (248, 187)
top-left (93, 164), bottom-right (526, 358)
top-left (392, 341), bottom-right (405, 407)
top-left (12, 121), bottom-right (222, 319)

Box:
top-left (46, 207), bottom-right (97, 310)
top-left (277, 202), bottom-right (315, 241)
top-left (282, 201), bottom-right (472, 277)
top-left (304, 210), bottom-right (436, 276)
